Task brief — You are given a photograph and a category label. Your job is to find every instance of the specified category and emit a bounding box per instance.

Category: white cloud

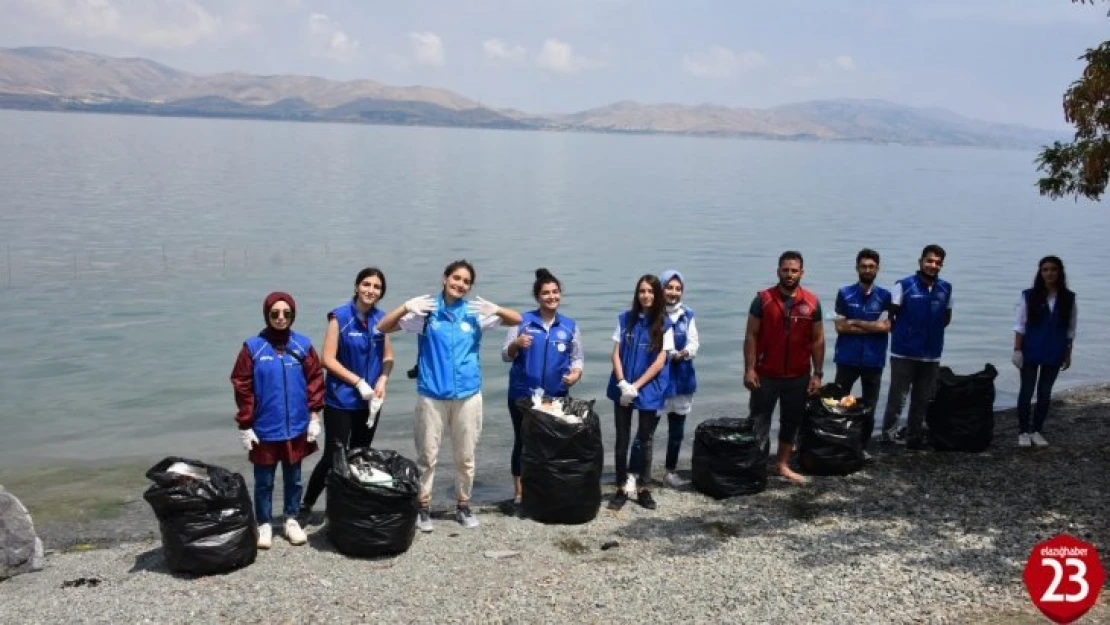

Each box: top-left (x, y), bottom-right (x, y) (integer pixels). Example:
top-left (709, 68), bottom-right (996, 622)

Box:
top-left (306, 13), bottom-right (359, 62)
top-left (535, 38), bottom-right (603, 74)
top-left (20, 0), bottom-right (223, 49)
top-left (833, 55), bottom-right (856, 71)
top-left (483, 38), bottom-right (527, 66)
top-left (683, 46), bottom-right (766, 79)
top-left (409, 31), bottom-right (445, 67)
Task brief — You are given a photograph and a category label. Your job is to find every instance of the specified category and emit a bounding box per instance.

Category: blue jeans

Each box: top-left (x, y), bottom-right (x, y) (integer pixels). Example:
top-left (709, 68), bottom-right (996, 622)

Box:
top-left (253, 461), bottom-right (302, 524)
top-left (629, 412), bottom-right (686, 474)
top-left (1017, 363), bottom-right (1061, 433)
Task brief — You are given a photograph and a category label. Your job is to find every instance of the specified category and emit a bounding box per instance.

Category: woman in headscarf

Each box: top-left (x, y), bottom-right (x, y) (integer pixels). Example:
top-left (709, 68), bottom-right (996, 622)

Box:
top-left (230, 292), bottom-right (324, 549)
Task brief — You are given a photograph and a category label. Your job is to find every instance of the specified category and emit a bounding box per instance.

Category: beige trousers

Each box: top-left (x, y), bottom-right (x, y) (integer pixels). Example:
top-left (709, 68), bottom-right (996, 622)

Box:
top-left (414, 393), bottom-right (483, 507)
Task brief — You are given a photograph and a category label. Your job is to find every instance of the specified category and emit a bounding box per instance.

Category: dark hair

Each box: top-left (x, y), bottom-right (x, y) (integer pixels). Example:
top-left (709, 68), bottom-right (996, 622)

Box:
top-left (443, 259), bottom-right (476, 284)
top-left (630, 274), bottom-right (666, 353)
top-left (778, 250), bottom-right (804, 268)
top-left (1028, 255), bottom-right (1074, 328)
top-left (921, 244), bottom-right (946, 261)
top-left (856, 248), bottom-right (880, 265)
top-left (532, 267), bottom-right (562, 300)
top-left (353, 267), bottom-right (387, 299)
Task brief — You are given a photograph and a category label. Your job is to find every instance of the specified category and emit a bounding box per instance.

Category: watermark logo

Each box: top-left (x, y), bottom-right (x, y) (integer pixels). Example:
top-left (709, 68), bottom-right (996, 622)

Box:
top-left (1023, 534), bottom-right (1105, 624)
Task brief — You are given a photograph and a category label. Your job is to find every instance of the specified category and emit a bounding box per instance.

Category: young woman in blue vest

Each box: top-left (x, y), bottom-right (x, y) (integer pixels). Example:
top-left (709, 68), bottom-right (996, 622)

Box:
top-left (1012, 256), bottom-right (1077, 448)
top-left (230, 291), bottom-right (324, 549)
top-left (629, 269), bottom-right (699, 488)
top-left (501, 268), bottom-right (584, 515)
top-left (379, 260), bottom-right (522, 531)
top-left (607, 274), bottom-right (674, 511)
top-left (299, 268), bottom-right (395, 520)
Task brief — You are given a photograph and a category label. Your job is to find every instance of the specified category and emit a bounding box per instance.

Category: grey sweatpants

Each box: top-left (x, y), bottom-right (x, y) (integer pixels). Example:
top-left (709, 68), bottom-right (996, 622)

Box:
top-left (880, 356), bottom-right (939, 443)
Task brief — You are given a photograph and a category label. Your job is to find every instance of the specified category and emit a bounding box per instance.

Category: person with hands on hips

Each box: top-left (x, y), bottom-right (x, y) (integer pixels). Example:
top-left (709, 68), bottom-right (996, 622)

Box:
top-left (300, 268), bottom-right (395, 521)
top-left (229, 292), bottom-right (324, 549)
top-left (502, 268), bottom-right (584, 516)
top-left (743, 251), bottom-right (825, 485)
top-left (1013, 255), bottom-right (1076, 448)
top-left (378, 259), bottom-right (522, 532)
top-left (606, 274), bottom-right (674, 512)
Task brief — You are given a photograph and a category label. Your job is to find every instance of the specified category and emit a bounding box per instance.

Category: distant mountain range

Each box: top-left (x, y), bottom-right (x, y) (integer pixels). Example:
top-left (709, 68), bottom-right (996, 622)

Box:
top-left (0, 47), bottom-right (1066, 149)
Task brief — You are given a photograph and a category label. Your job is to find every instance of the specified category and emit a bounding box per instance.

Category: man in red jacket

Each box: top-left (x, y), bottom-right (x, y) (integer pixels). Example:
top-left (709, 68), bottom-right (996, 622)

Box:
top-left (743, 251), bottom-right (826, 484)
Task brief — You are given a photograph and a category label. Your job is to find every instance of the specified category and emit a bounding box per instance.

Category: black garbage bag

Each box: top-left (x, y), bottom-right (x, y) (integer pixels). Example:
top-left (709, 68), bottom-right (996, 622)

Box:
top-left (143, 457), bottom-right (257, 576)
top-left (518, 397), bottom-right (604, 524)
top-left (326, 448), bottom-right (420, 557)
top-left (798, 383), bottom-right (869, 476)
top-left (927, 364), bottom-right (998, 452)
top-left (691, 417), bottom-right (768, 498)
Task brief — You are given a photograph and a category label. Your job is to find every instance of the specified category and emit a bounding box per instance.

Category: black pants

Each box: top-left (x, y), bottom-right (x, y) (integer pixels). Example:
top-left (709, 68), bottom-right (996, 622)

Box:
top-left (834, 365), bottom-right (883, 446)
top-left (508, 397), bottom-right (525, 478)
top-left (629, 413), bottom-right (686, 472)
top-left (749, 376), bottom-right (808, 445)
top-left (614, 403), bottom-right (659, 487)
top-left (302, 404), bottom-right (377, 510)
top-left (1017, 363), bottom-right (1061, 433)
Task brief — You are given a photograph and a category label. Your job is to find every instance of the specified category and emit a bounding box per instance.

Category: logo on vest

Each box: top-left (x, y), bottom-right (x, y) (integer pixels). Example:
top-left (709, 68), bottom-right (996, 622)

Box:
top-left (556, 343), bottom-right (566, 353)
top-left (677, 322), bottom-right (687, 333)
top-left (797, 304), bottom-right (812, 316)
top-left (460, 321), bottom-right (473, 333)
top-left (556, 330), bottom-right (568, 340)
top-left (259, 355), bottom-right (274, 362)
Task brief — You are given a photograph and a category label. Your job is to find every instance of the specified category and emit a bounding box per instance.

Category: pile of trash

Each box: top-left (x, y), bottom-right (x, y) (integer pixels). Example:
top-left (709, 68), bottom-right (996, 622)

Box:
top-left (528, 388), bottom-right (584, 424)
top-left (518, 395), bottom-right (603, 524)
top-left (326, 448), bottom-right (420, 557)
top-left (927, 363), bottom-right (998, 452)
top-left (691, 417), bottom-right (769, 498)
top-left (798, 384), bottom-right (869, 476)
top-left (143, 457), bottom-right (257, 575)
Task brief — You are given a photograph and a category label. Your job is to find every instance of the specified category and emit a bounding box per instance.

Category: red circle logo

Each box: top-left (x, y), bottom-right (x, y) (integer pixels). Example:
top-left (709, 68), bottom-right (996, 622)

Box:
top-left (1023, 534), bottom-right (1105, 624)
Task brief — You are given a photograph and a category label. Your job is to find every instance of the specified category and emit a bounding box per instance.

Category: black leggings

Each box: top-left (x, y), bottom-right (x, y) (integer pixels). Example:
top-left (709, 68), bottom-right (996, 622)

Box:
top-left (614, 403), bottom-right (660, 487)
top-left (302, 404), bottom-right (376, 510)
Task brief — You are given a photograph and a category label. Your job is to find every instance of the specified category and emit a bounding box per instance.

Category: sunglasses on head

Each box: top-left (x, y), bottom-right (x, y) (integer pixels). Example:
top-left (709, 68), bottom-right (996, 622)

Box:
top-left (269, 309), bottom-right (293, 320)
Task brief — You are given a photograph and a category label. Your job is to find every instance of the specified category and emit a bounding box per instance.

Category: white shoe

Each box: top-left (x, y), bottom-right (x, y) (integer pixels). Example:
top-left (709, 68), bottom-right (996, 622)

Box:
top-left (284, 518), bottom-right (307, 546)
top-left (1018, 433), bottom-right (1032, 448)
top-left (1030, 432), bottom-right (1049, 447)
top-left (257, 523), bottom-right (272, 549)
top-left (623, 475), bottom-right (638, 498)
top-left (664, 472), bottom-right (688, 488)
top-left (416, 508), bottom-right (434, 533)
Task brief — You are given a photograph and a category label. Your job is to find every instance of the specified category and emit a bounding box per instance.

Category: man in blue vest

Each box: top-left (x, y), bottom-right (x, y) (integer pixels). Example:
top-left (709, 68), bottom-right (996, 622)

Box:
top-left (880, 244), bottom-right (953, 451)
top-left (833, 248), bottom-right (892, 457)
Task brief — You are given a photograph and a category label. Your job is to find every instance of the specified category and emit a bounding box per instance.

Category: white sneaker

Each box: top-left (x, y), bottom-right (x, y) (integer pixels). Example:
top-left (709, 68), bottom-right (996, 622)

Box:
top-left (257, 523), bottom-right (272, 549)
top-left (623, 475), bottom-right (638, 498)
top-left (1018, 433), bottom-right (1032, 448)
top-left (664, 472), bottom-right (688, 488)
top-left (284, 518), bottom-right (307, 546)
top-left (416, 508), bottom-right (434, 533)
top-left (455, 506), bottom-right (480, 529)
top-left (1030, 432), bottom-right (1049, 447)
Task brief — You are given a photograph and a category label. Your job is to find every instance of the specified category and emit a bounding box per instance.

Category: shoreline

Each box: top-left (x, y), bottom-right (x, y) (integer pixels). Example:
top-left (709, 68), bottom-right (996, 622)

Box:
top-left (2, 383), bottom-right (1107, 622)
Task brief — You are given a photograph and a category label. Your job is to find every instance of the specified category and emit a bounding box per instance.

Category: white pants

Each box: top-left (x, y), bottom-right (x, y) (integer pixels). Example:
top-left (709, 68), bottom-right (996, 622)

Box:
top-left (665, 394), bottom-right (694, 416)
top-left (414, 394), bottom-right (483, 507)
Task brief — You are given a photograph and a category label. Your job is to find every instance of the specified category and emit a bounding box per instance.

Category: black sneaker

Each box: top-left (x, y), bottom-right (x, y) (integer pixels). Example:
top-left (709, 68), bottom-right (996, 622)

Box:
top-left (636, 490), bottom-right (657, 510)
top-left (608, 490), bottom-right (628, 511)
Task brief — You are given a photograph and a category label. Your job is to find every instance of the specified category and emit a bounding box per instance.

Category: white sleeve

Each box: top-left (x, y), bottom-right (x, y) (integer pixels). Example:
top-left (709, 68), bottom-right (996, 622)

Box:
top-left (398, 312), bottom-right (426, 334)
top-left (890, 281), bottom-right (904, 307)
top-left (480, 313), bottom-right (503, 332)
top-left (612, 322), bottom-right (622, 343)
top-left (569, 326), bottom-right (585, 371)
top-left (662, 328), bottom-right (675, 353)
top-left (501, 326), bottom-right (520, 362)
top-left (1013, 295), bottom-right (1027, 334)
top-left (684, 318), bottom-right (700, 358)
top-left (1069, 299), bottom-right (1077, 340)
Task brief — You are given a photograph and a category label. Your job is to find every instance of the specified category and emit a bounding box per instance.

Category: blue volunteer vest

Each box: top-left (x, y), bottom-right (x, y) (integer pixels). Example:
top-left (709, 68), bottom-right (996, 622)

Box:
top-left (416, 294), bottom-right (483, 400)
top-left (508, 310), bottom-right (579, 400)
top-left (890, 274), bottom-right (952, 360)
top-left (1021, 289), bottom-right (1073, 366)
top-left (606, 311), bottom-right (673, 411)
top-left (245, 331), bottom-right (313, 443)
top-left (833, 283), bottom-right (892, 369)
top-left (667, 307), bottom-right (697, 397)
top-left (325, 301), bottom-right (386, 410)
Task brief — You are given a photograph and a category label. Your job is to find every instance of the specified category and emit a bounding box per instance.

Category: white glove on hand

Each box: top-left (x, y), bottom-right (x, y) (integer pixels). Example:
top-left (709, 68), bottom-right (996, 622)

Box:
top-left (240, 428), bottom-right (260, 451)
top-left (405, 295), bottom-right (438, 316)
top-left (618, 380), bottom-right (638, 407)
top-left (367, 399), bottom-right (383, 429)
top-left (355, 378), bottom-right (374, 401)
top-left (1011, 350), bottom-right (1023, 369)
top-left (307, 419), bottom-right (321, 443)
top-left (466, 296), bottom-right (500, 318)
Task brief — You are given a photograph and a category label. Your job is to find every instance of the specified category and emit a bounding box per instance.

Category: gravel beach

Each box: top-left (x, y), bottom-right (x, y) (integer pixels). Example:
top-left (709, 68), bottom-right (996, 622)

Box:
top-left (3, 384), bottom-right (1108, 624)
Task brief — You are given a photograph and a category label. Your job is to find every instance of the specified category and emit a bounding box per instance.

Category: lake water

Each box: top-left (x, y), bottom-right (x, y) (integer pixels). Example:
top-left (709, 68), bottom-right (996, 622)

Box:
top-left (1, 110), bottom-right (1106, 499)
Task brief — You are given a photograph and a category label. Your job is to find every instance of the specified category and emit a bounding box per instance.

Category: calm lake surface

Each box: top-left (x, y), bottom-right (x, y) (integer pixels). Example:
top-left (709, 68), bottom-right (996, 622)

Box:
top-left (1, 110), bottom-right (1106, 499)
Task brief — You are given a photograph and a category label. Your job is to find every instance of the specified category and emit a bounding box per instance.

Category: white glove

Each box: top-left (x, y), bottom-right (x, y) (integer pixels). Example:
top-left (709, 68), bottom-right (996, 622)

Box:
top-left (307, 419), bottom-right (321, 443)
top-left (1012, 350), bottom-right (1023, 369)
top-left (405, 294), bottom-right (438, 316)
top-left (355, 378), bottom-right (374, 401)
top-left (618, 380), bottom-right (638, 406)
top-left (367, 399), bottom-right (383, 429)
top-left (240, 428), bottom-right (260, 451)
top-left (466, 296), bottom-right (500, 318)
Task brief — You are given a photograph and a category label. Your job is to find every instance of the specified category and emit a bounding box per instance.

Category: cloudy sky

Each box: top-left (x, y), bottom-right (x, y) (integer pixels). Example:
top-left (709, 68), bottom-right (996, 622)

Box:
top-left (1, 0), bottom-right (1105, 128)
